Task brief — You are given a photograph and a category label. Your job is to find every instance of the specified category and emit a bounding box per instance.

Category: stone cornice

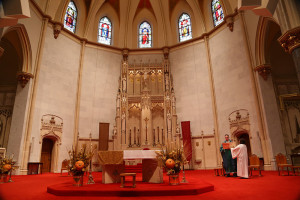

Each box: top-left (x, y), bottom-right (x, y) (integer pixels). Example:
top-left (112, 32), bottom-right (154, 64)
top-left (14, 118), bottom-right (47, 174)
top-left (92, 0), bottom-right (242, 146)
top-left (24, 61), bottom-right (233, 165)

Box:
top-left (278, 26), bottom-right (300, 54)
top-left (17, 72), bottom-right (34, 88)
top-left (254, 64), bottom-right (271, 80)
top-left (29, 0), bottom-right (239, 53)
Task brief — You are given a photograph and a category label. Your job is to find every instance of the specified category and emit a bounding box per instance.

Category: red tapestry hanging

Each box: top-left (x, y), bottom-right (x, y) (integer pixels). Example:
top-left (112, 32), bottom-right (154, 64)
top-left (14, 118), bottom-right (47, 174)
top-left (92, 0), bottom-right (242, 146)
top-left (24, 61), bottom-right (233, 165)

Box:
top-left (181, 121), bottom-right (192, 162)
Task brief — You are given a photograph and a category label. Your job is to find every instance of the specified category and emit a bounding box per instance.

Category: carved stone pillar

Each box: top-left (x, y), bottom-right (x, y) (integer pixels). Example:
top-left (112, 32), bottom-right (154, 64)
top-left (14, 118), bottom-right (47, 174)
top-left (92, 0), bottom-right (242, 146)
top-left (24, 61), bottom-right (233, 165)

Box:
top-left (17, 72), bottom-right (34, 88)
top-left (141, 90), bottom-right (151, 146)
top-left (278, 27), bottom-right (300, 86)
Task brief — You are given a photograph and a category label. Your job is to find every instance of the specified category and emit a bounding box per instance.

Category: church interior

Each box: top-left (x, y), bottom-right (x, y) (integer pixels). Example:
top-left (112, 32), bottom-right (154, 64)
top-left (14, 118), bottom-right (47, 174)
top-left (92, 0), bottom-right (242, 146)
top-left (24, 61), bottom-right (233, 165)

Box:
top-left (0, 0), bottom-right (300, 199)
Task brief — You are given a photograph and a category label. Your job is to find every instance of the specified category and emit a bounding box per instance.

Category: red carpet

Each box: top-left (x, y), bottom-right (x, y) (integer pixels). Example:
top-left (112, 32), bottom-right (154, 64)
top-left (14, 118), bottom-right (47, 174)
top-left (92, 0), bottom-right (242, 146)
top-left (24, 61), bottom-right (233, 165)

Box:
top-left (0, 170), bottom-right (300, 200)
top-left (47, 173), bottom-right (213, 196)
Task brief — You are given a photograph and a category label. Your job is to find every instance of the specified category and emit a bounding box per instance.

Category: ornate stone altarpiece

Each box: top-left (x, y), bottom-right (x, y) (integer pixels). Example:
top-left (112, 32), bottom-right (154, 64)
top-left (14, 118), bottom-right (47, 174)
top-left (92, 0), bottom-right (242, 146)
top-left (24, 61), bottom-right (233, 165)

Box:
top-left (112, 50), bottom-right (181, 151)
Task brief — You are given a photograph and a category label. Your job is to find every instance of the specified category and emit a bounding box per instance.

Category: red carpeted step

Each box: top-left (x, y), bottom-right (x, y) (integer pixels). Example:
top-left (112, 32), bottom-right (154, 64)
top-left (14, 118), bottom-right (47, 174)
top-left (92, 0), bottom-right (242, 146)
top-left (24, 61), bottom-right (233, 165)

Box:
top-left (47, 173), bottom-right (214, 197)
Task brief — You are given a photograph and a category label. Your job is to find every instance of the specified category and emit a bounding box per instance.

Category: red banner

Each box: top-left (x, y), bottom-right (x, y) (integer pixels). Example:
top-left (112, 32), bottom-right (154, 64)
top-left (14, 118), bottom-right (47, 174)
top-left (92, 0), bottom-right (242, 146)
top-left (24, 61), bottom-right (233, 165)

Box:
top-left (181, 121), bottom-right (192, 162)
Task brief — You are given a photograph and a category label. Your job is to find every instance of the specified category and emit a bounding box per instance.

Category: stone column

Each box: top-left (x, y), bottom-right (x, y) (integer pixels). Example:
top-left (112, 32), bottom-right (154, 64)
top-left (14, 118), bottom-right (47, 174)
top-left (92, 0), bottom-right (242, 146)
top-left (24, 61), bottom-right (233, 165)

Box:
top-left (292, 47), bottom-right (300, 84)
top-left (278, 27), bottom-right (300, 86)
top-left (19, 16), bottom-right (50, 175)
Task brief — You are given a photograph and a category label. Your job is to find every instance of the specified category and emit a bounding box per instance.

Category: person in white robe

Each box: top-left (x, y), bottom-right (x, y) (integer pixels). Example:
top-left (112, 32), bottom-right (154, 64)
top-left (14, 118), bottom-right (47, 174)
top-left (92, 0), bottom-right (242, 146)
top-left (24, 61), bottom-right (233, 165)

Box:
top-left (231, 139), bottom-right (249, 179)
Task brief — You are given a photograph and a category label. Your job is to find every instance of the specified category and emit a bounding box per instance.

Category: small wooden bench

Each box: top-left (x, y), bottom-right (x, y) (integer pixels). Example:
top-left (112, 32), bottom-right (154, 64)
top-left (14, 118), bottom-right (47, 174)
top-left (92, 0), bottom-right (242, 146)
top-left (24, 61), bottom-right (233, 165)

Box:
top-left (120, 173), bottom-right (136, 188)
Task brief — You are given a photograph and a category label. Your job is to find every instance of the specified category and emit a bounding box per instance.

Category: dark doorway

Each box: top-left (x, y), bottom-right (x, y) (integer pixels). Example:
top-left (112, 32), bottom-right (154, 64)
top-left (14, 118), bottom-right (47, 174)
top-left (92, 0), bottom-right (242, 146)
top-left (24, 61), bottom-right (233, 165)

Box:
top-left (40, 138), bottom-right (54, 173)
top-left (237, 133), bottom-right (252, 158)
top-left (99, 123), bottom-right (109, 151)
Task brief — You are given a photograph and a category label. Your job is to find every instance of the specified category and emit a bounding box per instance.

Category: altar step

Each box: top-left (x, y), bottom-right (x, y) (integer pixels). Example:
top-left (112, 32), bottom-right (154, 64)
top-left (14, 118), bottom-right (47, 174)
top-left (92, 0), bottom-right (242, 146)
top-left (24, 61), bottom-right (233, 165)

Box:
top-left (124, 163), bottom-right (143, 173)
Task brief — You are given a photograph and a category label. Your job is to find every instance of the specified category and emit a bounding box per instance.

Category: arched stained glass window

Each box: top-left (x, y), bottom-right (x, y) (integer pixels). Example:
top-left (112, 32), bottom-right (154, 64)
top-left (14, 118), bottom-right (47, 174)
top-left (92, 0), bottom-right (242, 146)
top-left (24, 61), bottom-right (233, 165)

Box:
top-left (64, 1), bottom-right (77, 33)
top-left (178, 13), bottom-right (192, 42)
top-left (139, 21), bottom-right (152, 48)
top-left (212, 0), bottom-right (224, 27)
top-left (98, 17), bottom-right (112, 45)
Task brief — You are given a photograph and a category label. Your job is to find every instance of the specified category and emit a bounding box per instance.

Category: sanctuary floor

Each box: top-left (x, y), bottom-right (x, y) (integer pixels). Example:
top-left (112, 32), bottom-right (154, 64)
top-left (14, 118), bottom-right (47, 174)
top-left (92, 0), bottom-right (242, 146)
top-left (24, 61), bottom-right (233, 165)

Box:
top-left (0, 170), bottom-right (299, 200)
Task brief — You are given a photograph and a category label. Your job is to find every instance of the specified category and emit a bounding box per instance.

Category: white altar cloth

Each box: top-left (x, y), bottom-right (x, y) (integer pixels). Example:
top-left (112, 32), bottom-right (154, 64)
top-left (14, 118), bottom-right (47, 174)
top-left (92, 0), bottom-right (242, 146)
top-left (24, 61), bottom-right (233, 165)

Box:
top-left (123, 150), bottom-right (157, 159)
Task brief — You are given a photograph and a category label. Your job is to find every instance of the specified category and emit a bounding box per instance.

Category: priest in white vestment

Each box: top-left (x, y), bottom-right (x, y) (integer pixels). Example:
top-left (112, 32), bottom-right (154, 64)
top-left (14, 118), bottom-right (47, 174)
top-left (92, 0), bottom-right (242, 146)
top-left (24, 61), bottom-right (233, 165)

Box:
top-left (231, 139), bottom-right (249, 179)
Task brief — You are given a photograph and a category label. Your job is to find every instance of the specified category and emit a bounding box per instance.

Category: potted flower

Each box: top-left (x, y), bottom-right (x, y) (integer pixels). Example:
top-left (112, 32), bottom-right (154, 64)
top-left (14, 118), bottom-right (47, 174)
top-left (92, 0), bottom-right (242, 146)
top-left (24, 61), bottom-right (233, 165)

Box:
top-left (0, 154), bottom-right (16, 183)
top-left (67, 144), bottom-right (95, 186)
top-left (156, 147), bottom-right (186, 185)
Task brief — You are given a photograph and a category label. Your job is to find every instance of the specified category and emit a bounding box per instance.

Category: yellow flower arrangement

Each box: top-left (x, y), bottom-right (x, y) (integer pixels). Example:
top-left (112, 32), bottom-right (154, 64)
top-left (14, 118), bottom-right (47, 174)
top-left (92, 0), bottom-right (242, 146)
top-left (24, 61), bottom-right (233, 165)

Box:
top-left (0, 154), bottom-right (17, 175)
top-left (156, 147), bottom-right (187, 175)
top-left (67, 144), bottom-right (97, 176)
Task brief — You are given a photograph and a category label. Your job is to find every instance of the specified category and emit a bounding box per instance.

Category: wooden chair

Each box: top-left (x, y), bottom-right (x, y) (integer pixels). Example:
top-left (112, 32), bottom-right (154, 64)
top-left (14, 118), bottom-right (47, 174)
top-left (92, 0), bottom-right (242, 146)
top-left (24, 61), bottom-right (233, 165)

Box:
top-left (275, 153), bottom-right (293, 176)
top-left (249, 154), bottom-right (262, 176)
top-left (61, 159), bottom-right (70, 175)
top-left (292, 165), bottom-right (300, 176)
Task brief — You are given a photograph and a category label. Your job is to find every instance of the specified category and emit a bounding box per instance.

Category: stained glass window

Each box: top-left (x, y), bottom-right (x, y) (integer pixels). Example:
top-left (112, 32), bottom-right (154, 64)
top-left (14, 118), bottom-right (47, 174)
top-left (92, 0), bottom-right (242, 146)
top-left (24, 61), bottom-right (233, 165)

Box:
top-left (98, 17), bottom-right (112, 45)
top-left (64, 1), bottom-right (77, 33)
top-left (139, 21), bottom-right (152, 48)
top-left (178, 13), bottom-right (192, 42)
top-left (212, 0), bottom-right (224, 27)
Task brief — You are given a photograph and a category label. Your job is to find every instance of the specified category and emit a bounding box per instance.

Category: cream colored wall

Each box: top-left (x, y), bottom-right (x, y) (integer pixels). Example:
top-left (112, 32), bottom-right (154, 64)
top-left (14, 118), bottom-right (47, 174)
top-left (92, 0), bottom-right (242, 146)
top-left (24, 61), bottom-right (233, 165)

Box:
top-left (78, 46), bottom-right (121, 140)
top-left (209, 18), bottom-right (263, 157)
top-left (192, 136), bottom-right (217, 169)
top-left (29, 27), bottom-right (81, 171)
top-left (170, 42), bottom-right (215, 136)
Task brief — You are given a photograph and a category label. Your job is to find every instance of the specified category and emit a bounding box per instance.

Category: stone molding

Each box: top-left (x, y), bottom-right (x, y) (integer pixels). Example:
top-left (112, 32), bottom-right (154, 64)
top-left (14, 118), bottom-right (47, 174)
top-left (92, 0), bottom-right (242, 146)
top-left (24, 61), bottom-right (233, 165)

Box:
top-left (40, 114), bottom-right (63, 144)
top-left (254, 64), bottom-right (271, 80)
top-left (278, 26), bottom-right (300, 54)
top-left (17, 72), bottom-right (34, 88)
top-left (225, 16), bottom-right (234, 32)
top-left (52, 22), bottom-right (63, 39)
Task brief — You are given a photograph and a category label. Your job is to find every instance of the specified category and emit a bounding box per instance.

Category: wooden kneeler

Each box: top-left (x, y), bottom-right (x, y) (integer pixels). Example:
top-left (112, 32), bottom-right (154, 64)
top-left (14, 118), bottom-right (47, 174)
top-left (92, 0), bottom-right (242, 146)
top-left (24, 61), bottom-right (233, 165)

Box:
top-left (120, 173), bottom-right (136, 188)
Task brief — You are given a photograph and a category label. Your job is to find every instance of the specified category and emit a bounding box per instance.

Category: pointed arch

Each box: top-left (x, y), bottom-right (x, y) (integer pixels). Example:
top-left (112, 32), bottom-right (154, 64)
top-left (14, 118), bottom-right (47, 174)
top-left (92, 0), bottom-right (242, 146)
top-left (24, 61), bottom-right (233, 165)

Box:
top-left (138, 21), bottom-right (152, 48)
top-left (211, 0), bottom-right (224, 27)
top-left (178, 13), bottom-right (192, 42)
top-left (3, 24), bottom-right (33, 74)
top-left (98, 16), bottom-right (112, 45)
top-left (64, 0), bottom-right (78, 33)
top-left (255, 17), bottom-right (280, 66)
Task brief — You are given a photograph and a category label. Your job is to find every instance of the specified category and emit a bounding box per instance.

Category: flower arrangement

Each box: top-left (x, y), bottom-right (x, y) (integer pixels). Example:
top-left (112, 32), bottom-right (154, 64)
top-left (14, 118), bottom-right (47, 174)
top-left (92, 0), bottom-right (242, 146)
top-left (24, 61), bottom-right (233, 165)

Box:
top-left (0, 154), bottom-right (16, 175)
top-left (67, 144), bottom-right (96, 176)
top-left (156, 147), bottom-right (186, 175)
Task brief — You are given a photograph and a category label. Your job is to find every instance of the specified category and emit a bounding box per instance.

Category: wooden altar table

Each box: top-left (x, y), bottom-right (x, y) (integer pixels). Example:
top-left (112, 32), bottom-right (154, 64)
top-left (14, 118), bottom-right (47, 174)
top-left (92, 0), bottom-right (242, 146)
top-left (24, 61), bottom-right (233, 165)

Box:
top-left (98, 150), bottom-right (163, 184)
